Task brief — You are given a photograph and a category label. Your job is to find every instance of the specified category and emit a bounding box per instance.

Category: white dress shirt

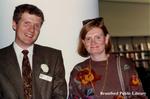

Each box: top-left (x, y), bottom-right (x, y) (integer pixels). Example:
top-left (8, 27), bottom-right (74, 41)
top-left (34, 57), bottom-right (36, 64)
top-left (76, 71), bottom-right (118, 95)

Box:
top-left (13, 42), bottom-right (33, 74)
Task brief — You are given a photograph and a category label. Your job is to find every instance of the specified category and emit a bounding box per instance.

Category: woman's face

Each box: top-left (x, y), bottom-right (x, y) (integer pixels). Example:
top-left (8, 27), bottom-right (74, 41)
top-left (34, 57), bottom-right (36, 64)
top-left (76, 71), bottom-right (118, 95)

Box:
top-left (82, 27), bottom-right (108, 56)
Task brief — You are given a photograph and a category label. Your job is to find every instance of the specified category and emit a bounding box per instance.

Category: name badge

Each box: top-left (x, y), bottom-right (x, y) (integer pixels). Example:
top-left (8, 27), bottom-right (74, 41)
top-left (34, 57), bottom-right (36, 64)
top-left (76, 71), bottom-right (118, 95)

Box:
top-left (39, 74), bottom-right (52, 82)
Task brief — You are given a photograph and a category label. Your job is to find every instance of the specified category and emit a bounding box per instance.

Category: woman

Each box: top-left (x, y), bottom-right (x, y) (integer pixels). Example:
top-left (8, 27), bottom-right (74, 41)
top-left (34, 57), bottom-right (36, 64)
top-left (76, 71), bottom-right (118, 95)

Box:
top-left (68, 17), bottom-right (147, 99)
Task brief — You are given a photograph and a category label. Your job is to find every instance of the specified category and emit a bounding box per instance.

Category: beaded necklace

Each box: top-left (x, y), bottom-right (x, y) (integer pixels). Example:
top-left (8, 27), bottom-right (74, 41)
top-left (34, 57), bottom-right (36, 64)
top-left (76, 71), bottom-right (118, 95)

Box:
top-left (89, 59), bottom-right (108, 94)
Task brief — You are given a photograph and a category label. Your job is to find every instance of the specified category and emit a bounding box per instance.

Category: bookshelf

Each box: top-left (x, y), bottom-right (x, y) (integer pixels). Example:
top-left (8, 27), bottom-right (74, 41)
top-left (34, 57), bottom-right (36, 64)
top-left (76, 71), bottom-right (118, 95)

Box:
top-left (111, 36), bottom-right (150, 69)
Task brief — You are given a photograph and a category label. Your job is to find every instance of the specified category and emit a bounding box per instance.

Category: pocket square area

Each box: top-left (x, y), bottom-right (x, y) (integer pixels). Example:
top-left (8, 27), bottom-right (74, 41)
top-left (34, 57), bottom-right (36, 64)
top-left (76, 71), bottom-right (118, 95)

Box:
top-left (39, 74), bottom-right (52, 82)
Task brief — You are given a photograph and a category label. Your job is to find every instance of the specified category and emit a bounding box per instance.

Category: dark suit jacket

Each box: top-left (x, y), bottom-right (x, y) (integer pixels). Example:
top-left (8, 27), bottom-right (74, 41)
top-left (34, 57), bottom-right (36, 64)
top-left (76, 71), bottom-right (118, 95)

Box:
top-left (0, 44), bottom-right (67, 99)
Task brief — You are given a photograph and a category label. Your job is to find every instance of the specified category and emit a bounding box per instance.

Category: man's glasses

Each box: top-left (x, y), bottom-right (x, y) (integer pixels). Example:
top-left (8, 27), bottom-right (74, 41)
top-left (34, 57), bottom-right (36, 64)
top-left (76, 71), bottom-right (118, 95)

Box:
top-left (82, 17), bottom-right (103, 25)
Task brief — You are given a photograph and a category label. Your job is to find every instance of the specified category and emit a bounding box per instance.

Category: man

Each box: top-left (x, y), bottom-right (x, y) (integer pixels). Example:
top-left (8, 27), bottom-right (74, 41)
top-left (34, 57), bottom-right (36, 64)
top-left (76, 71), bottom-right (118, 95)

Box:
top-left (0, 4), bottom-right (67, 99)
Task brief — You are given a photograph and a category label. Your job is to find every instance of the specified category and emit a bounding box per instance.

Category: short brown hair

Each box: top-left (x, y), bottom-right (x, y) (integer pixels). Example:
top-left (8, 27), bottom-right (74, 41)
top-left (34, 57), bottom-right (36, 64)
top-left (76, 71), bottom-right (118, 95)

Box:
top-left (77, 17), bottom-right (112, 57)
top-left (13, 4), bottom-right (44, 25)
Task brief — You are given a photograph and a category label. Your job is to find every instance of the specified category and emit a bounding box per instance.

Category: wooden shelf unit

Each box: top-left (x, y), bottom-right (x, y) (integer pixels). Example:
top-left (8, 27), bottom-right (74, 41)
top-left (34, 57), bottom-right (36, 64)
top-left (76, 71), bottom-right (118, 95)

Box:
top-left (111, 36), bottom-right (150, 69)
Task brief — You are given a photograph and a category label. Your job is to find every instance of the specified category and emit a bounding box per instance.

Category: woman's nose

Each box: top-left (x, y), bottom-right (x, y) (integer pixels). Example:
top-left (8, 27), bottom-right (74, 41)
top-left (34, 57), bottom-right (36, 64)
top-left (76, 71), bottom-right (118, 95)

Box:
top-left (91, 38), bottom-right (96, 44)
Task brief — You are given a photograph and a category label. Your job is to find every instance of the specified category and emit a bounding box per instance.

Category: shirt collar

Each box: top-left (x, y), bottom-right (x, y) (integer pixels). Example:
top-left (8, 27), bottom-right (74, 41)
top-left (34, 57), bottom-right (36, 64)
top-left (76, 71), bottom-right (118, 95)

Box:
top-left (13, 42), bottom-right (34, 55)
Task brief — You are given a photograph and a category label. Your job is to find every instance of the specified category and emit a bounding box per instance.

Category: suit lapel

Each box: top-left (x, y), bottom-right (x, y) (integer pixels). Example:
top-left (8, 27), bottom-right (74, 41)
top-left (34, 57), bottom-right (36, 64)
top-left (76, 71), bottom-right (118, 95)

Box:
top-left (33, 44), bottom-right (55, 99)
top-left (4, 44), bottom-right (24, 98)
top-left (32, 45), bottom-right (43, 99)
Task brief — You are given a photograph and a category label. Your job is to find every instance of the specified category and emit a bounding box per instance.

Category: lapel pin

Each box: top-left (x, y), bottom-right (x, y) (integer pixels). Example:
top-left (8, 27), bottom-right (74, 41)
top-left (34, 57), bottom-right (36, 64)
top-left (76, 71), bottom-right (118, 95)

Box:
top-left (123, 64), bottom-right (130, 71)
top-left (41, 64), bottom-right (49, 73)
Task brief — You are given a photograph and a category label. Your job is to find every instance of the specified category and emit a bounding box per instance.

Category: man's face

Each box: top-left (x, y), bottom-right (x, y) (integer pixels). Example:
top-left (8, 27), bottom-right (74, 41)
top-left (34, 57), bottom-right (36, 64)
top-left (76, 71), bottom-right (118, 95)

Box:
top-left (13, 12), bottom-right (42, 49)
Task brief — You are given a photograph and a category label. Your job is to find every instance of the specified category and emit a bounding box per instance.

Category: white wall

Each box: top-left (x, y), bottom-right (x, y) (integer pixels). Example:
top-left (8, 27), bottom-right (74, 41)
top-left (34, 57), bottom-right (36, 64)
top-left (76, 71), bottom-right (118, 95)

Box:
top-left (0, 0), bottom-right (99, 83)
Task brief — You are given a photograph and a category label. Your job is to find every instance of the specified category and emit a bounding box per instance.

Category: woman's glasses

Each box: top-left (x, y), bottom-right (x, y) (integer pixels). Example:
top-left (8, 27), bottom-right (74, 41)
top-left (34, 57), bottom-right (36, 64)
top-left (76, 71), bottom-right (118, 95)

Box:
top-left (82, 17), bottom-right (103, 25)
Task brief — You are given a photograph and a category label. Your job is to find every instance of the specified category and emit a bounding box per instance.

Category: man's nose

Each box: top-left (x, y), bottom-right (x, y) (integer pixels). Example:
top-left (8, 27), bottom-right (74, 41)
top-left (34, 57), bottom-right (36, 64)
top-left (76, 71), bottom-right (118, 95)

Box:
top-left (29, 25), bottom-right (35, 33)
